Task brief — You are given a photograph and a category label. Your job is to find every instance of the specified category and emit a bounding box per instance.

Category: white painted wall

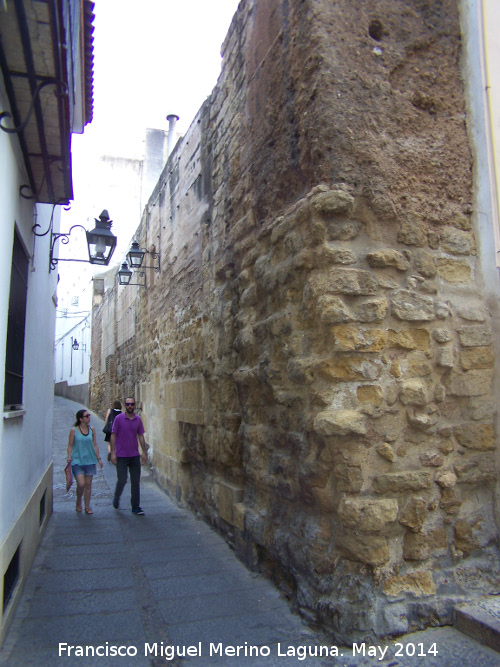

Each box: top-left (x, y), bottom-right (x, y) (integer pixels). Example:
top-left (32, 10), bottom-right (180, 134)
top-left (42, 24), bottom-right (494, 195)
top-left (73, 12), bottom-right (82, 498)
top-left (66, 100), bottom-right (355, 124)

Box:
top-left (0, 124), bottom-right (58, 548)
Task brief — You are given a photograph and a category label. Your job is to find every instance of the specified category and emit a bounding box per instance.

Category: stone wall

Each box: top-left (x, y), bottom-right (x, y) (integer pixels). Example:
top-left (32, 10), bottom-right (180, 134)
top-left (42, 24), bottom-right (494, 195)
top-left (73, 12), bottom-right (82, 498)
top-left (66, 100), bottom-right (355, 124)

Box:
top-left (54, 381), bottom-right (89, 406)
top-left (91, 0), bottom-right (500, 641)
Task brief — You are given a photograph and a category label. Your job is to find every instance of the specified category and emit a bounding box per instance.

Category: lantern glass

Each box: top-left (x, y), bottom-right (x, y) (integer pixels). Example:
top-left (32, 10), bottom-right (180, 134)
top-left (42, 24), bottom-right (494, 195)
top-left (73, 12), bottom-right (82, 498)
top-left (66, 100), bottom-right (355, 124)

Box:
top-left (86, 210), bottom-right (117, 265)
top-left (118, 262), bottom-right (133, 285)
top-left (127, 241), bottom-right (145, 269)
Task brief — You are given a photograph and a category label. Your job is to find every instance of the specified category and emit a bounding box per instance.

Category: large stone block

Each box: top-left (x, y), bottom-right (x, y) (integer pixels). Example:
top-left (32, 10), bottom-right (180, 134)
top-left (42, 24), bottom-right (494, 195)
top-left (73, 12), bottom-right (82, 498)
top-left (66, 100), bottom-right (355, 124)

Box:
top-left (366, 249), bottom-right (410, 271)
top-left (440, 227), bottom-right (476, 255)
top-left (457, 326), bottom-right (492, 347)
top-left (311, 189), bottom-right (355, 216)
top-left (388, 328), bottom-right (430, 350)
top-left (327, 269), bottom-right (379, 296)
top-left (313, 410), bottom-right (367, 436)
top-left (333, 326), bottom-right (386, 352)
top-left (400, 378), bottom-right (430, 406)
top-left (445, 369), bottom-right (492, 397)
top-left (459, 347), bottom-right (494, 370)
top-left (391, 290), bottom-right (435, 321)
top-left (337, 497), bottom-right (398, 530)
top-left (454, 423), bottom-right (495, 451)
top-left (337, 533), bottom-right (390, 566)
top-left (382, 571), bottom-right (436, 597)
top-left (399, 497), bottom-right (427, 532)
top-left (373, 471), bottom-right (432, 494)
top-left (436, 258), bottom-right (472, 283)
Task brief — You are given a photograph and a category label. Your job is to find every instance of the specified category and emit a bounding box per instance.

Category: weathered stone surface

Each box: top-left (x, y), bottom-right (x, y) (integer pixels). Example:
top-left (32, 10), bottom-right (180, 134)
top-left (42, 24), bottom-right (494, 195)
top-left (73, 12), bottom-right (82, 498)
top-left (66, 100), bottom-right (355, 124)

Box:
top-left (404, 528), bottom-right (447, 560)
top-left (313, 409), bottom-right (367, 436)
top-left (400, 378), bottom-right (430, 406)
top-left (333, 326), bottom-right (386, 352)
top-left (454, 519), bottom-right (480, 554)
top-left (357, 384), bottom-right (383, 405)
top-left (319, 357), bottom-right (366, 382)
top-left (421, 451), bottom-right (444, 467)
top-left (437, 258), bottom-right (472, 283)
top-left (454, 456), bottom-right (496, 484)
top-left (457, 305), bottom-right (487, 321)
top-left (319, 244), bottom-right (357, 265)
top-left (88, 0), bottom-right (499, 644)
top-left (337, 533), bottom-right (390, 566)
top-left (311, 190), bottom-right (354, 216)
top-left (457, 326), bottom-right (492, 347)
top-left (388, 328), bottom-right (430, 350)
top-left (383, 571), bottom-right (436, 597)
top-left (413, 250), bottom-right (437, 278)
top-left (397, 216), bottom-right (428, 247)
top-left (391, 290), bottom-right (435, 321)
top-left (435, 470), bottom-right (458, 488)
top-left (406, 408), bottom-right (439, 431)
top-left (433, 328), bottom-right (452, 343)
top-left (440, 227), bottom-right (476, 255)
top-left (317, 295), bottom-right (352, 323)
top-left (460, 347), bottom-right (494, 370)
top-left (399, 497), bottom-right (427, 532)
top-left (445, 369), bottom-right (492, 397)
top-left (366, 249), bottom-right (410, 271)
top-left (454, 423), bottom-right (495, 451)
top-left (373, 471), bottom-right (432, 494)
top-left (439, 487), bottom-right (462, 514)
top-left (338, 497), bottom-right (398, 531)
top-left (437, 347), bottom-right (455, 368)
top-left (376, 442), bottom-right (396, 462)
top-left (403, 532), bottom-right (430, 560)
top-left (318, 268), bottom-right (378, 296)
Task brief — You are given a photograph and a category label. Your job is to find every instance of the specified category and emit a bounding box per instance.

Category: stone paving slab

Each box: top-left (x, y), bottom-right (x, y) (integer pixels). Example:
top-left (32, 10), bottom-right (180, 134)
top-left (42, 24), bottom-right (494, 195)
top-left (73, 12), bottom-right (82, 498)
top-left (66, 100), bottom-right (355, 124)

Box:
top-left (1, 397), bottom-right (500, 667)
top-left (454, 597), bottom-right (500, 654)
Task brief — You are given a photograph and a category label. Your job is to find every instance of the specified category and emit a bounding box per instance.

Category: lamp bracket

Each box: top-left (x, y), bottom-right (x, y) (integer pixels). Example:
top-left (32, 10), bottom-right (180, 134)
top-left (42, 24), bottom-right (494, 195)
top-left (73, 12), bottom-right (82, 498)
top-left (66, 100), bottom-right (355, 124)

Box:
top-left (135, 248), bottom-right (161, 273)
top-left (49, 224), bottom-right (88, 271)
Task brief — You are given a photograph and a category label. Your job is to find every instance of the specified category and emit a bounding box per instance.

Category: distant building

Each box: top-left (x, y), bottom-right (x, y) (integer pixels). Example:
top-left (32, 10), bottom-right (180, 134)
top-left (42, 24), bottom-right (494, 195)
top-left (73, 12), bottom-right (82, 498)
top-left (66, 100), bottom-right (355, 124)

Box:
top-left (0, 0), bottom-right (94, 646)
top-left (54, 124), bottom-right (178, 401)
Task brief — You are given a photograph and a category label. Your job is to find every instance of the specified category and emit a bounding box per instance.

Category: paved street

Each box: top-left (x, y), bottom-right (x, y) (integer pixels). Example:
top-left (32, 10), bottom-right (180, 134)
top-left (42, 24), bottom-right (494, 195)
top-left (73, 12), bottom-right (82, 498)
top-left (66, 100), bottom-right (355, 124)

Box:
top-left (0, 396), bottom-right (499, 666)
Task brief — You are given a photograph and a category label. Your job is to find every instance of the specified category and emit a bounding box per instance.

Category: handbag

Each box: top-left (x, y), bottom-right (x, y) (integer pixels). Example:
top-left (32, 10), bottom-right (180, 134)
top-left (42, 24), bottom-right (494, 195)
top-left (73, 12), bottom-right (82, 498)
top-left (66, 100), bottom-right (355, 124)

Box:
top-left (64, 462), bottom-right (73, 492)
top-left (102, 420), bottom-right (112, 435)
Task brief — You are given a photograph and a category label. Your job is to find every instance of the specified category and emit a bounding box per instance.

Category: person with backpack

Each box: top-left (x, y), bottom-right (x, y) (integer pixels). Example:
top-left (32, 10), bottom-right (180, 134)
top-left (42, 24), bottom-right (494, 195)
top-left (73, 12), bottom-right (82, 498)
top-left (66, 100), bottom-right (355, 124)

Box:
top-left (103, 400), bottom-right (122, 461)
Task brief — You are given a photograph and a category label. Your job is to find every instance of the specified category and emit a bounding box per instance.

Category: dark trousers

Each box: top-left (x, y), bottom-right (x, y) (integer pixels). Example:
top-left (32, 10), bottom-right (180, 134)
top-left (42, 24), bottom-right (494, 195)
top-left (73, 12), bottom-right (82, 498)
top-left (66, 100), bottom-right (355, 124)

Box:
top-left (114, 455), bottom-right (141, 509)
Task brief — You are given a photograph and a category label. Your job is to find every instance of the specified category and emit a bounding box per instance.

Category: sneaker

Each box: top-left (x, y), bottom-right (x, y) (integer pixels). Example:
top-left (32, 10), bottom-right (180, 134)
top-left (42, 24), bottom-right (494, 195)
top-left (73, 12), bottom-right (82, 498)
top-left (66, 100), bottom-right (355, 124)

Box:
top-left (112, 499), bottom-right (119, 509)
top-left (132, 507), bottom-right (145, 515)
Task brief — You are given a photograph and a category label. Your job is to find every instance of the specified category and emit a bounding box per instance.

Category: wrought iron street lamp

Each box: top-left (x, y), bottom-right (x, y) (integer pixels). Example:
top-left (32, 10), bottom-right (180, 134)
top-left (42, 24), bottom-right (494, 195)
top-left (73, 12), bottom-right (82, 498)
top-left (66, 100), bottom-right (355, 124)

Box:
top-left (33, 208), bottom-right (118, 271)
top-left (118, 240), bottom-right (161, 288)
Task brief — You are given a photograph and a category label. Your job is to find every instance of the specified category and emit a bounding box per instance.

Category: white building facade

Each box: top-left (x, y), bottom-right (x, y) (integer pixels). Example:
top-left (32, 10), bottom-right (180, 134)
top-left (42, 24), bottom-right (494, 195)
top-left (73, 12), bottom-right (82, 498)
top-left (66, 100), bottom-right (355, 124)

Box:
top-left (0, 0), bottom-right (94, 646)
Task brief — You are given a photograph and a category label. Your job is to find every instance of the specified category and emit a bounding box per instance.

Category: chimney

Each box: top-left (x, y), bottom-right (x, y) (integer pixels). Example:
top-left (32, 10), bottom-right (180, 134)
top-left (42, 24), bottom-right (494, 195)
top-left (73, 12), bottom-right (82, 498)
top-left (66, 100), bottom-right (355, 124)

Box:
top-left (166, 114), bottom-right (179, 157)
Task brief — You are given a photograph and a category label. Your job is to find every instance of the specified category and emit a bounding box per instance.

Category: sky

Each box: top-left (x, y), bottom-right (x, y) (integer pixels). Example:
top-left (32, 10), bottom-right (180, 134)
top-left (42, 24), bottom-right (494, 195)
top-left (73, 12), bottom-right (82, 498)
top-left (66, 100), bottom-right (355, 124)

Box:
top-left (74, 0), bottom-right (241, 158)
top-left (56, 0), bottom-right (241, 326)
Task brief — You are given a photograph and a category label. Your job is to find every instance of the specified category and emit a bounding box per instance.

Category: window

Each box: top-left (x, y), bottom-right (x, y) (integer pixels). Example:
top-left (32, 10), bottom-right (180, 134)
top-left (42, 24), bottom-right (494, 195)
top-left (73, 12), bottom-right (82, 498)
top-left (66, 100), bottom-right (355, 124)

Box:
top-left (3, 543), bottom-right (20, 612)
top-left (4, 229), bottom-right (29, 409)
top-left (39, 490), bottom-right (46, 526)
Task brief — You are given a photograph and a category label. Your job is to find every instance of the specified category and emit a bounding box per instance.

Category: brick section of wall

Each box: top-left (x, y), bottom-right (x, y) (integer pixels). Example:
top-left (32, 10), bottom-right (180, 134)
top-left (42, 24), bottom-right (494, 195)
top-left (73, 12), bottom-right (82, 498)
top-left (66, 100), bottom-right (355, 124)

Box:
top-left (90, 0), bottom-right (500, 642)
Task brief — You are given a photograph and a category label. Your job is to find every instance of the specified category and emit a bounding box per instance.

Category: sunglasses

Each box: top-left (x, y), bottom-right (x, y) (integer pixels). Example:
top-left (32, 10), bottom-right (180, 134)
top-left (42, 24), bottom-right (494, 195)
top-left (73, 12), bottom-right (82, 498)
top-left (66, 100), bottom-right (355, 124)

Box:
top-left (83, 414), bottom-right (90, 418)
top-left (125, 402), bottom-right (135, 406)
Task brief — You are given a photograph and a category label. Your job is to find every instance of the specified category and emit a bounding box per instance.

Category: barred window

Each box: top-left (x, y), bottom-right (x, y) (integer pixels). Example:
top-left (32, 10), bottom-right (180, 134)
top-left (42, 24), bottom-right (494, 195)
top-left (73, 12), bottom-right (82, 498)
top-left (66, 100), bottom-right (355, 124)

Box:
top-left (4, 230), bottom-right (29, 409)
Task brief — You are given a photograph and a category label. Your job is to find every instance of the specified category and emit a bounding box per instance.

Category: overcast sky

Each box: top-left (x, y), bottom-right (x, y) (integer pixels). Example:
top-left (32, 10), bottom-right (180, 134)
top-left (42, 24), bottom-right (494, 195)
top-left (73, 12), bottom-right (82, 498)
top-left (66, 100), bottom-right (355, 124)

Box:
top-left (57, 0), bottom-right (241, 313)
top-left (75, 0), bottom-right (241, 157)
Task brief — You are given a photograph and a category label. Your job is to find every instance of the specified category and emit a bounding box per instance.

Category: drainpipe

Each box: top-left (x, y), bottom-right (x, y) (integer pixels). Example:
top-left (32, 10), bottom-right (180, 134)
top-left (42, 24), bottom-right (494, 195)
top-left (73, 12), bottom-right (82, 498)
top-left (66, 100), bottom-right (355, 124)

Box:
top-left (166, 114), bottom-right (179, 157)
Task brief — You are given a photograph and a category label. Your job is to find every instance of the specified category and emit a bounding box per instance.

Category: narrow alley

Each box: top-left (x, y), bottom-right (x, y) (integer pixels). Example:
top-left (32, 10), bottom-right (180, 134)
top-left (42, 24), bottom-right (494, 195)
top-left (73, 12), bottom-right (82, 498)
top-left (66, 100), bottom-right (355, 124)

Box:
top-left (0, 397), bottom-right (498, 666)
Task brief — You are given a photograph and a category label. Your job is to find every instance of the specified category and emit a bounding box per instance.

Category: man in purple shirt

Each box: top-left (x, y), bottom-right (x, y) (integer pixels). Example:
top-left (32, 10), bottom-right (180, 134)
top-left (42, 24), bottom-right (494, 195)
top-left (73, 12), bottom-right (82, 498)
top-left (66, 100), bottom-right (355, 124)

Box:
top-left (110, 397), bottom-right (147, 515)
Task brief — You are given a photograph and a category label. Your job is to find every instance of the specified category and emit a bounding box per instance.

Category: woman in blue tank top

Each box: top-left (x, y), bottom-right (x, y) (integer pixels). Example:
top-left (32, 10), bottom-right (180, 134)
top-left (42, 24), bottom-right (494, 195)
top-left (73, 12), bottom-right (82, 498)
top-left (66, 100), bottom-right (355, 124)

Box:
top-left (67, 409), bottom-right (103, 514)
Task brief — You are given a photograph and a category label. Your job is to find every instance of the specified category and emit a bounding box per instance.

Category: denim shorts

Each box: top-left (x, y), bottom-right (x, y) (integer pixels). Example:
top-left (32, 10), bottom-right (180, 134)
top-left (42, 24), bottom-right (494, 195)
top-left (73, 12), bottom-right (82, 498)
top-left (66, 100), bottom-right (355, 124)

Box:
top-left (71, 463), bottom-right (96, 477)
